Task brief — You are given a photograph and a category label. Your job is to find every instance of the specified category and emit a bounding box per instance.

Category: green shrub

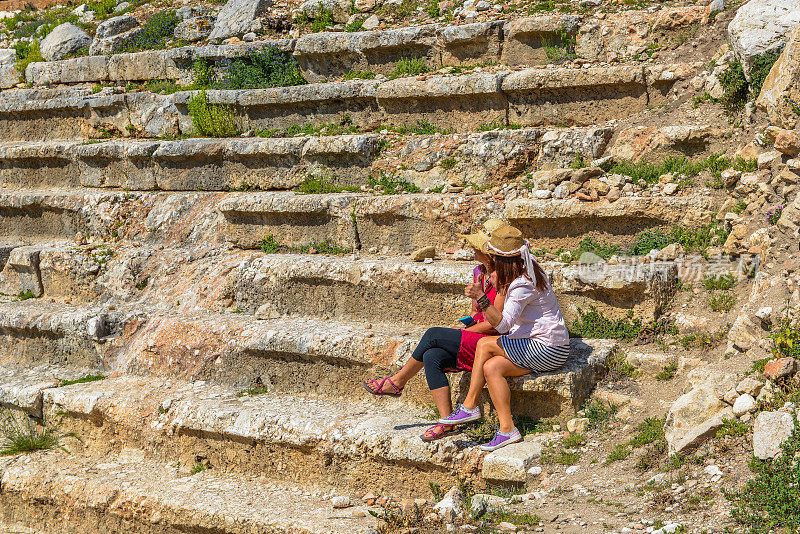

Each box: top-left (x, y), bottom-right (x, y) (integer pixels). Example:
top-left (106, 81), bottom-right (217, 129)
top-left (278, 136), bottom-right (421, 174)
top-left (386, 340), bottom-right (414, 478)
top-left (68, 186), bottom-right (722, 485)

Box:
top-left (702, 273), bottom-right (735, 290)
top-left (716, 419), bottom-right (747, 439)
top-left (260, 235), bottom-right (281, 253)
top-left (733, 157), bottom-right (758, 173)
top-left (606, 444), bottom-right (632, 463)
top-left (216, 46), bottom-right (306, 89)
top-left (86, 0), bottom-right (118, 18)
top-left (312, 6), bottom-right (335, 32)
top-left (187, 91), bottom-right (240, 137)
top-left (144, 79), bottom-right (183, 94)
top-left (571, 307), bottom-right (642, 341)
top-left (424, 0), bottom-right (440, 17)
top-left (344, 18), bottom-right (363, 32)
top-left (115, 11), bottom-right (179, 53)
top-left (297, 172), bottom-right (356, 193)
top-left (609, 155), bottom-right (735, 185)
top-left (394, 56), bottom-right (427, 76)
top-left (641, 223), bottom-right (728, 254)
top-left (655, 362), bottom-right (678, 381)
top-left (192, 57), bottom-right (214, 88)
top-left (367, 172), bottom-right (421, 194)
top-left (718, 59), bottom-right (748, 111)
top-left (770, 317), bottom-right (800, 361)
top-left (679, 331), bottom-right (726, 349)
top-left (709, 292), bottom-right (735, 312)
top-left (628, 229), bottom-right (676, 256)
top-left (629, 417), bottom-right (666, 447)
top-left (572, 236), bottom-right (620, 259)
top-left (606, 350), bottom-right (639, 379)
top-left (583, 400), bottom-right (618, 429)
top-left (13, 41), bottom-right (43, 78)
top-left (563, 432), bottom-right (587, 448)
top-left (732, 198), bottom-right (748, 215)
top-left (728, 418), bottom-right (800, 532)
top-left (439, 157), bottom-right (457, 169)
top-left (343, 70), bottom-right (376, 80)
top-left (393, 119), bottom-right (453, 135)
top-left (749, 50), bottom-right (781, 100)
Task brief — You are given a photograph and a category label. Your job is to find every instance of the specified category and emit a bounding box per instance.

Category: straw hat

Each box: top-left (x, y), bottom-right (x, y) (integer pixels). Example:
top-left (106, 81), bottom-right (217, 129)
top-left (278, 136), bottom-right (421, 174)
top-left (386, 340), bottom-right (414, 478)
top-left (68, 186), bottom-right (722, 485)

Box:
top-left (481, 225), bottom-right (524, 257)
top-left (461, 219), bottom-right (505, 251)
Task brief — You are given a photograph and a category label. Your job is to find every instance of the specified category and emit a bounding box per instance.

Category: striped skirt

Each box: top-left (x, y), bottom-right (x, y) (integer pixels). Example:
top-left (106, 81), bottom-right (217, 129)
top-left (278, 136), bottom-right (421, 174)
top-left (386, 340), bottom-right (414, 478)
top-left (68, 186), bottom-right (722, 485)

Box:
top-left (499, 337), bottom-right (571, 373)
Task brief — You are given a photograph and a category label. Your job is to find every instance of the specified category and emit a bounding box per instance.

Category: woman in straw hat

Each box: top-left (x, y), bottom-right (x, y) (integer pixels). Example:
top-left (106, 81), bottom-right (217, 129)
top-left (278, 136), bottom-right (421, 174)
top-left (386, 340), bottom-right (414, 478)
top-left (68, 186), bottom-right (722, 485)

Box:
top-left (438, 224), bottom-right (570, 451)
top-left (362, 219), bottom-right (506, 442)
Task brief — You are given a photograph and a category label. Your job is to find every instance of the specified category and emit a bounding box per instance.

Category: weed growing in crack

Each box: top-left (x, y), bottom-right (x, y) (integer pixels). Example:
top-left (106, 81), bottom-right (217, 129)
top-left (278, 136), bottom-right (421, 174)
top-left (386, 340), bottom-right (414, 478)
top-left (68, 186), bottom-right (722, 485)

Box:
top-left (188, 91), bottom-right (240, 137)
top-left (709, 292), bottom-right (736, 312)
top-left (702, 273), bottom-right (735, 290)
top-left (655, 362), bottom-right (678, 381)
top-left (0, 411), bottom-right (80, 455)
top-left (393, 56), bottom-right (427, 77)
top-left (60, 374), bottom-right (105, 387)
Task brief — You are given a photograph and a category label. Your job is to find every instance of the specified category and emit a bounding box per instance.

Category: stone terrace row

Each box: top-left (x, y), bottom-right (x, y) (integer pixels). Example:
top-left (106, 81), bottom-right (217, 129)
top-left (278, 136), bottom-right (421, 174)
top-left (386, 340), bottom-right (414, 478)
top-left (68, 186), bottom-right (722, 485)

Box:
top-left (0, 63), bottom-right (693, 140)
top-left (14, 7), bottom-right (708, 88)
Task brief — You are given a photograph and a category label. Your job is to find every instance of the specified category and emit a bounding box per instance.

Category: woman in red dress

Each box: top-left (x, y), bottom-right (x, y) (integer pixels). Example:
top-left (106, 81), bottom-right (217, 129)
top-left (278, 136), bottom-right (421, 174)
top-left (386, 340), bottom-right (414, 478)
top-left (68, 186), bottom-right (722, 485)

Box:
top-left (363, 219), bottom-right (506, 441)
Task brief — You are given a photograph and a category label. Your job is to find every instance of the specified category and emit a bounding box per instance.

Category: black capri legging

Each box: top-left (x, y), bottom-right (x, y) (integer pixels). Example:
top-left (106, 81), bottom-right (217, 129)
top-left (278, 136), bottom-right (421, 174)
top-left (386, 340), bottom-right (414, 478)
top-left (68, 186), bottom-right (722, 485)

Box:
top-left (411, 327), bottom-right (463, 390)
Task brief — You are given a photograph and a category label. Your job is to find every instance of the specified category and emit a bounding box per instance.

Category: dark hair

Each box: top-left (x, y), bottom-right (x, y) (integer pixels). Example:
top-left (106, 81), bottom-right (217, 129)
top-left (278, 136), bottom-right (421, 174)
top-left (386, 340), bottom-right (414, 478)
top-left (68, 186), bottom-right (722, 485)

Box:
top-left (493, 254), bottom-right (547, 293)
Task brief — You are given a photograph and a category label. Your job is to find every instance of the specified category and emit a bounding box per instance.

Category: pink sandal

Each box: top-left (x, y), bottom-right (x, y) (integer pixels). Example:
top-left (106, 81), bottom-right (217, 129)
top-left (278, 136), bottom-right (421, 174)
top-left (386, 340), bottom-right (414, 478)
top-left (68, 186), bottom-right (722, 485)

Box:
top-left (363, 377), bottom-right (403, 396)
top-left (421, 423), bottom-right (458, 442)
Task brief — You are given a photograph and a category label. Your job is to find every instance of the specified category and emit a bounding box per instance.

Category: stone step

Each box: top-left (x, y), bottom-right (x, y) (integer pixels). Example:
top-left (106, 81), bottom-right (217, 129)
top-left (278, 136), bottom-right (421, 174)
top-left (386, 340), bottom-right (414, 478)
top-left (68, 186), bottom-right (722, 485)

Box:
top-left (0, 189), bottom-right (718, 254)
top-left (220, 191), bottom-right (718, 253)
top-left (0, 63), bottom-right (694, 140)
top-left (0, 300), bottom-right (613, 417)
top-left (29, 244), bottom-right (675, 325)
top-left (41, 374), bottom-right (568, 492)
top-left (0, 448), bottom-right (379, 533)
top-left (0, 363), bottom-right (100, 418)
top-left (19, 7), bottom-right (706, 87)
top-left (0, 126), bottom-right (611, 191)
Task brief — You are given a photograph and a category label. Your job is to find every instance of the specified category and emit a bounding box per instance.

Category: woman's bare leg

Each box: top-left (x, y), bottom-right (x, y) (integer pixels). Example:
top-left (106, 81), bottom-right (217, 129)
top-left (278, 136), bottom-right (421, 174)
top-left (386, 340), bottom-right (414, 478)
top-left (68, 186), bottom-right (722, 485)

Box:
top-left (386, 358), bottom-right (424, 391)
top-left (484, 356), bottom-right (531, 432)
top-left (461, 336), bottom-right (504, 410)
top-left (430, 386), bottom-right (453, 418)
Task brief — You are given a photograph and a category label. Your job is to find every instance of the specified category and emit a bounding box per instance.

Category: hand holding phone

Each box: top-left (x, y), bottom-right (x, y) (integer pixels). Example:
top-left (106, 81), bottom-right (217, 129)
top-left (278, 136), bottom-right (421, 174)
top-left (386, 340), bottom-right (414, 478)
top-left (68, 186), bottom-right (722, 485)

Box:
top-left (458, 316), bottom-right (476, 328)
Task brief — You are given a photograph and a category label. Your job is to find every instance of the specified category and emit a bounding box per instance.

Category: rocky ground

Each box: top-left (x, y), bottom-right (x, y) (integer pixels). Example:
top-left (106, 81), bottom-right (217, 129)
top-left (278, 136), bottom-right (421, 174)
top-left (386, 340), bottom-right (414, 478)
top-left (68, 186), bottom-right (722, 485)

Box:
top-left (0, 0), bottom-right (798, 533)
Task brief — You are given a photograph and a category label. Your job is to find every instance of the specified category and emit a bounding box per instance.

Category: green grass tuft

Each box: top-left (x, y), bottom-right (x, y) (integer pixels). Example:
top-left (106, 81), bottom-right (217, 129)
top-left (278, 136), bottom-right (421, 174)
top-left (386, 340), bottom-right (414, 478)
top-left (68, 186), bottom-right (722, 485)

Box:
top-left (0, 410), bottom-right (80, 456)
top-left (60, 374), bottom-right (105, 387)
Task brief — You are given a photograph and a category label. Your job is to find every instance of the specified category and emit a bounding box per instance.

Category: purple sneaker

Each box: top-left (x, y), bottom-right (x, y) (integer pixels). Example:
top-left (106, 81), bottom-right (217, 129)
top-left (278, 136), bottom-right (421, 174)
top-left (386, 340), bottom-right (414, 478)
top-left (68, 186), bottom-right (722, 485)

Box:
top-left (438, 404), bottom-right (482, 425)
top-left (480, 428), bottom-right (522, 451)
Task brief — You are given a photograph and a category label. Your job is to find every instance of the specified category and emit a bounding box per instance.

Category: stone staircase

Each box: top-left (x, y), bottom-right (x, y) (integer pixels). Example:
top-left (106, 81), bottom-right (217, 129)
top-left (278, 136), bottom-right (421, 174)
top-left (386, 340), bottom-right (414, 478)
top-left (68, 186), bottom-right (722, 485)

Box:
top-left (0, 4), bottom-right (735, 533)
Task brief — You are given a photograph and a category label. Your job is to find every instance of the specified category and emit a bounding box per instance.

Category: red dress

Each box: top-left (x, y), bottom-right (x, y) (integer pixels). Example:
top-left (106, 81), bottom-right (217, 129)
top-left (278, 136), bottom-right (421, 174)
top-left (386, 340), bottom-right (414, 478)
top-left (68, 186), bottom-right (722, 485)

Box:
top-left (450, 265), bottom-right (497, 372)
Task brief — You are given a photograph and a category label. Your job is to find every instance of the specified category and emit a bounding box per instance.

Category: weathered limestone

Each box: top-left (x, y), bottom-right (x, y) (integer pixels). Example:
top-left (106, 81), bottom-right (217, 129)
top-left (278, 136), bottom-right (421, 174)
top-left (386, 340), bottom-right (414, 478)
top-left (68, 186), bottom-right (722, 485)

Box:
top-left (0, 450), bottom-right (377, 533)
top-left (43, 375), bottom-right (488, 492)
top-left (500, 15), bottom-right (582, 65)
top-left (665, 385), bottom-right (735, 454)
top-left (753, 410), bottom-right (795, 459)
top-left (728, 0), bottom-right (800, 76)
top-left (0, 364), bottom-right (96, 417)
top-left (39, 23), bottom-right (91, 62)
top-left (208, 0), bottom-right (272, 43)
top-left (0, 127), bottom-right (612, 190)
top-left (756, 25), bottom-right (800, 129)
top-left (454, 339), bottom-right (616, 418)
top-left (21, 7), bottom-right (705, 87)
top-left (4, 65), bottom-right (688, 140)
top-left (0, 88), bottom-right (175, 141)
top-left (222, 192), bottom-right (717, 253)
